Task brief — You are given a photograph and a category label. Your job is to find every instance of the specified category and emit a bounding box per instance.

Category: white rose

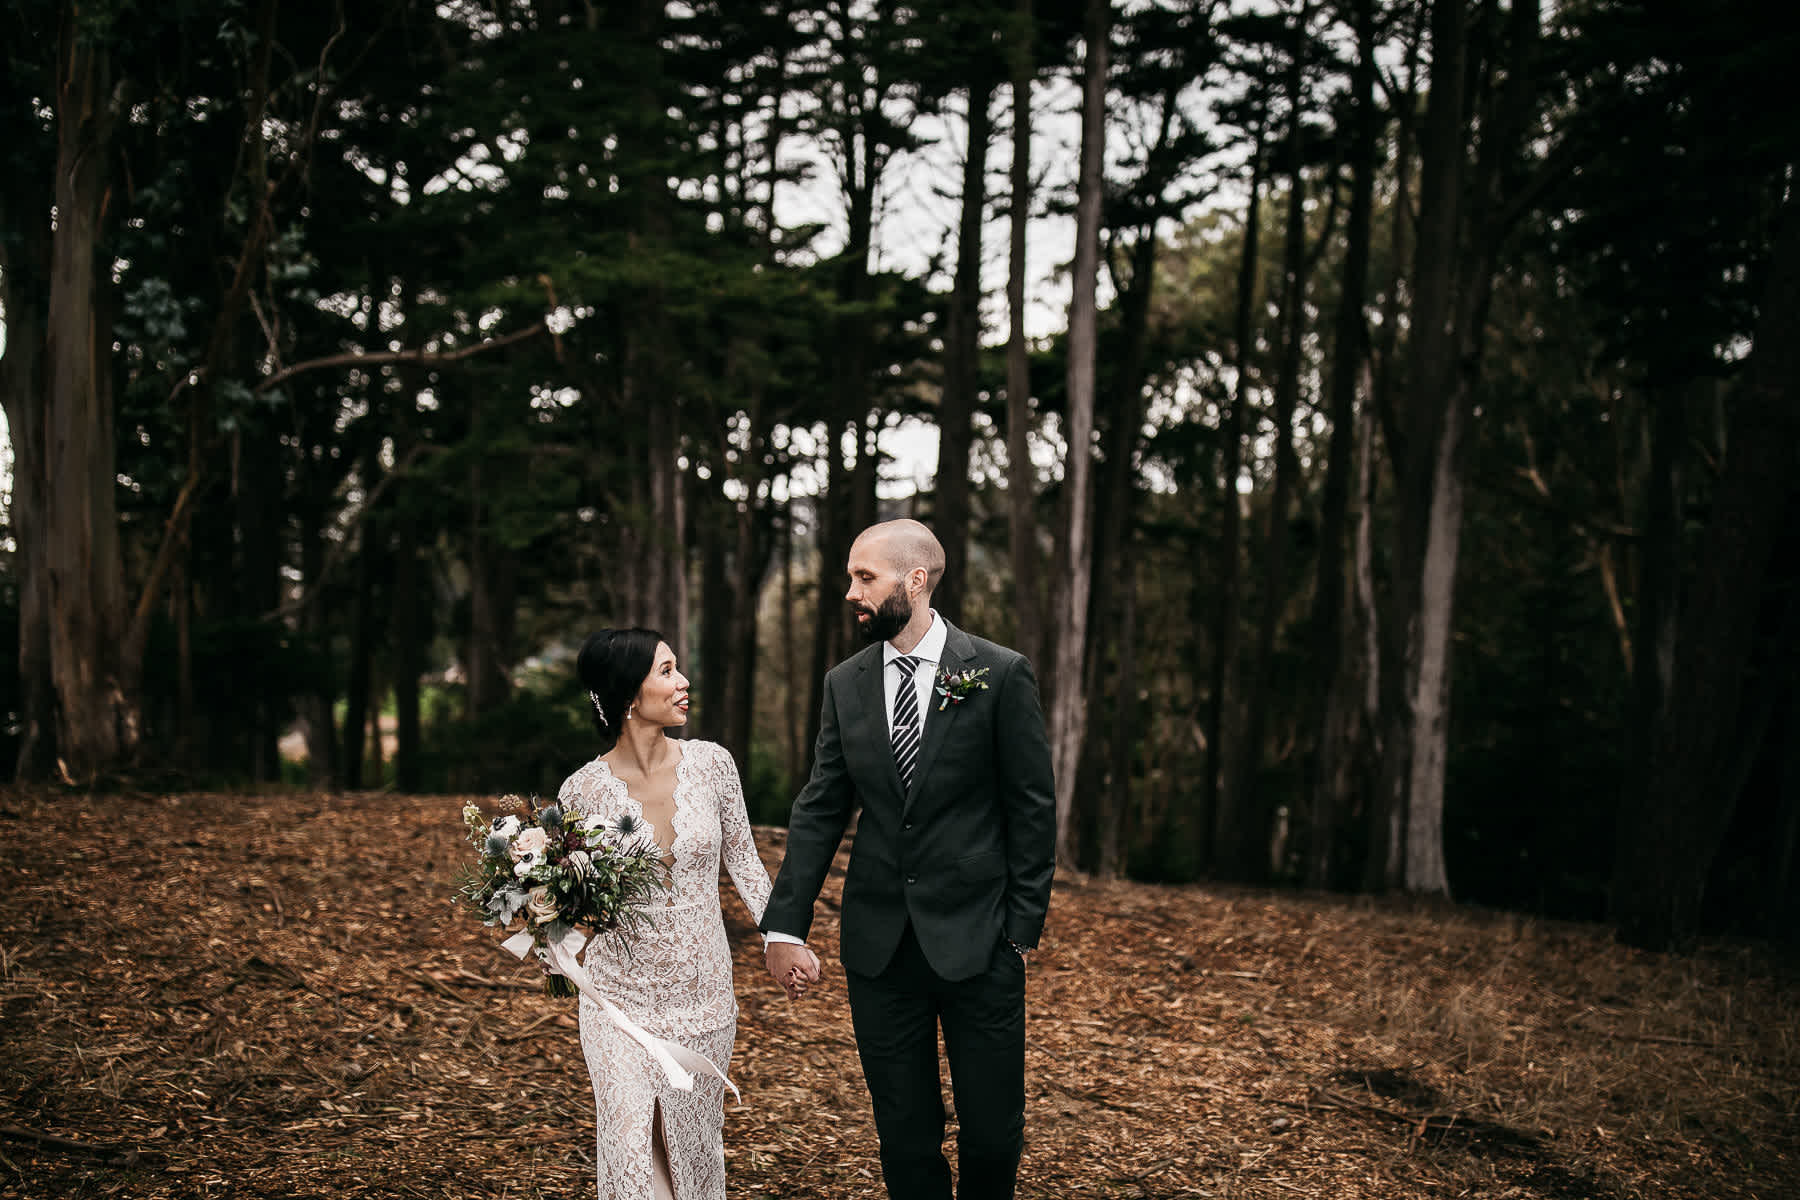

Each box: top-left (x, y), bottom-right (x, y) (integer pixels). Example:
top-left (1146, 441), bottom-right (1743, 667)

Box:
top-left (511, 827), bottom-right (550, 860)
top-left (526, 886), bottom-right (560, 925)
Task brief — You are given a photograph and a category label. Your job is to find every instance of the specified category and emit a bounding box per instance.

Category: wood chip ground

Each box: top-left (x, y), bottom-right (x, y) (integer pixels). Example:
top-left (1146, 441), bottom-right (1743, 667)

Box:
top-left (1, 788), bottom-right (1794, 1198)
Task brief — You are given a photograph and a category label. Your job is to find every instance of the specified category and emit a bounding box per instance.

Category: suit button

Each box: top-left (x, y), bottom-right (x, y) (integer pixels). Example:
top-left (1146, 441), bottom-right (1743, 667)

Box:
top-left (903, 822), bottom-right (913, 831)
top-left (906, 874), bottom-right (918, 884)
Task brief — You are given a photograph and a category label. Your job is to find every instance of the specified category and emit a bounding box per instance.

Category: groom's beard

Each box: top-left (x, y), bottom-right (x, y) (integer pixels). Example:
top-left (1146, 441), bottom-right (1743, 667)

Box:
top-left (853, 587), bottom-right (912, 644)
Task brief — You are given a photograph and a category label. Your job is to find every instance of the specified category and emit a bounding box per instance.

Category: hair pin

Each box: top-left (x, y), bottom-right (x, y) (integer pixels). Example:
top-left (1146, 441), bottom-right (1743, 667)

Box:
top-left (589, 691), bottom-right (608, 727)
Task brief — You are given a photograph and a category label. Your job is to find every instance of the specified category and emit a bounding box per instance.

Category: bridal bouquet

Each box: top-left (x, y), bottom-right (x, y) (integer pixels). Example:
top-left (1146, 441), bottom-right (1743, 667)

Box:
top-left (457, 795), bottom-right (669, 998)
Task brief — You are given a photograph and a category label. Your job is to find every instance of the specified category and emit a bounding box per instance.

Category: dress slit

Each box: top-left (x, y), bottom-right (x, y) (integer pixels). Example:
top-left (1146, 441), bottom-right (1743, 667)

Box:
top-left (651, 1099), bottom-right (676, 1200)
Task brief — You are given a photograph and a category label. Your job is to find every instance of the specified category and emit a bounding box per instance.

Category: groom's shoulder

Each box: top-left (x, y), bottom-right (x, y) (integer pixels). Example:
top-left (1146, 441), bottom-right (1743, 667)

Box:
top-left (825, 642), bottom-right (882, 685)
top-left (959, 628), bottom-right (1028, 669)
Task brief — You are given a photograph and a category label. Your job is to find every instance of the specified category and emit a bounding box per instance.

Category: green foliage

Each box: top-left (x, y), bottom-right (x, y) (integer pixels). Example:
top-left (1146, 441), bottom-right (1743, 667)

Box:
top-left (6, 0), bottom-right (1795, 942)
top-left (415, 677), bottom-right (594, 799)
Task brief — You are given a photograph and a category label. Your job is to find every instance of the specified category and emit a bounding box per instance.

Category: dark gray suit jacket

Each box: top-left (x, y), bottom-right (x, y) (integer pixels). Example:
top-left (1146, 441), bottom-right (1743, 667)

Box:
top-left (761, 621), bottom-right (1056, 982)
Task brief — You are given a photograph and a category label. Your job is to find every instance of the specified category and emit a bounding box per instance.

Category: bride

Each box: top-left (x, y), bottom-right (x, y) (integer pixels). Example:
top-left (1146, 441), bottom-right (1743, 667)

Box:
top-left (557, 627), bottom-right (818, 1199)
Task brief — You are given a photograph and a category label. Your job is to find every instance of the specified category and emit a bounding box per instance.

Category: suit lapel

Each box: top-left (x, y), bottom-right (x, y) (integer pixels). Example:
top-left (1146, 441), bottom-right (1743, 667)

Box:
top-left (906, 623), bottom-right (978, 809)
top-left (851, 644), bottom-right (907, 802)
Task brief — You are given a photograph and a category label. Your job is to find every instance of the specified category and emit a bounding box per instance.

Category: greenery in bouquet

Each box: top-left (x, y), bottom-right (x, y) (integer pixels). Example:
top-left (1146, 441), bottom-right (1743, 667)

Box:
top-left (457, 794), bottom-right (670, 997)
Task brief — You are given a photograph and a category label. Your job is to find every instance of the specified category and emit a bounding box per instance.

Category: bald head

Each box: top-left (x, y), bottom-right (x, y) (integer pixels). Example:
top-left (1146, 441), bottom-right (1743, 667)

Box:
top-left (853, 519), bottom-right (946, 596)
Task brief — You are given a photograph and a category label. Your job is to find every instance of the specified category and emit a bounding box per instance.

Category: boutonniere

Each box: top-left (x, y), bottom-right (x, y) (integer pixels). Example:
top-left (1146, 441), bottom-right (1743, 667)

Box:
top-left (934, 666), bottom-right (990, 711)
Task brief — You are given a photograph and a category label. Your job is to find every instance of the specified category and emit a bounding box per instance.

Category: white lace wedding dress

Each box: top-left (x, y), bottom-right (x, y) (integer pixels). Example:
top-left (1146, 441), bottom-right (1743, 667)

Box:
top-left (557, 739), bottom-right (772, 1200)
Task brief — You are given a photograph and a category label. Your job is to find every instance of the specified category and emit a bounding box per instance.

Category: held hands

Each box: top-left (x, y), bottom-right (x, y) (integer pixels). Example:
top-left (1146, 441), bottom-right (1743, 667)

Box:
top-left (765, 941), bottom-right (823, 1001)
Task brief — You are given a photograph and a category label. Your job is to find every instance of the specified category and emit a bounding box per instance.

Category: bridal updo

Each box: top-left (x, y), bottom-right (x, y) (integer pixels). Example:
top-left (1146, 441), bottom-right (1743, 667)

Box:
top-left (576, 627), bottom-right (664, 740)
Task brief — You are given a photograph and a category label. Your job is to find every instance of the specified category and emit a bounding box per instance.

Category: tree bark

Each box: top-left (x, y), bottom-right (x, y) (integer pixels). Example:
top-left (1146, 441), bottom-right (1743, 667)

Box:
top-left (392, 494), bottom-right (424, 793)
top-left (1630, 378), bottom-right (1686, 788)
top-left (1373, 0), bottom-right (1469, 896)
top-left (1230, 25), bottom-right (1313, 882)
top-left (1006, 0), bottom-right (1041, 670)
top-left (781, 506), bottom-right (801, 783)
top-left (1382, 0), bottom-right (1538, 897)
top-left (1361, 4), bottom-right (1422, 890)
top-left (0, 231), bottom-right (53, 780)
top-left (341, 431), bottom-right (385, 789)
top-left (934, 80), bottom-right (995, 626)
top-left (465, 393), bottom-right (516, 718)
top-left (698, 519), bottom-right (732, 744)
top-left (1305, 0), bottom-right (1377, 890)
top-left (723, 398), bottom-right (772, 773)
top-left (44, 15), bottom-right (136, 779)
top-left (805, 131), bottom-right (883, 780)
top-left (1202, 135), bottom-right (1266, 872)
top-left (1612, 201), bottom-right (1800, 951)
top-left (1098, 549), bottom-right (1138, 880)
top-left (297, 491), bottom-right (337, 787)
top-left (1049, 0), bottom-right (1108, 869)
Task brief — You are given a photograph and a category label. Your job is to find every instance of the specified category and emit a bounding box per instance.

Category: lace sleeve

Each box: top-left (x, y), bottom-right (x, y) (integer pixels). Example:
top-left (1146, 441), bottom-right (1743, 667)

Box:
top-left (557, 759), bottom-right (606, 819)
top-left (714, 744), bottom-right (772, 924)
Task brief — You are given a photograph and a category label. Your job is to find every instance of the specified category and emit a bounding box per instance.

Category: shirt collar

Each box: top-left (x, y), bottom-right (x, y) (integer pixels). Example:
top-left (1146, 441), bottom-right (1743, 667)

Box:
top-left (885, 610), bottom-right (947, 670)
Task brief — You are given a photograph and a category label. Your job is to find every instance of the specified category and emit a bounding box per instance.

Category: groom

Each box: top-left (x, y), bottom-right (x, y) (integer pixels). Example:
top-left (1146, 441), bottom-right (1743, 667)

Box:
top-left (762, 519), bottom-right (1056, 1200)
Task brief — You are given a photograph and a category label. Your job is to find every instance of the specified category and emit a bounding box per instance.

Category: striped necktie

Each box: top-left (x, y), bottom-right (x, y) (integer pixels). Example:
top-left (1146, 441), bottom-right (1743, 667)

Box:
top-left (891, 655), bottom-right (923, 791)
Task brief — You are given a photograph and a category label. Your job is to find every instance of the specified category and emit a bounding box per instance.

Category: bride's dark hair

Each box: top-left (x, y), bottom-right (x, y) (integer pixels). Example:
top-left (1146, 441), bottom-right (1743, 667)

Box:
top-left (576, 627), bottom-right (665, 740)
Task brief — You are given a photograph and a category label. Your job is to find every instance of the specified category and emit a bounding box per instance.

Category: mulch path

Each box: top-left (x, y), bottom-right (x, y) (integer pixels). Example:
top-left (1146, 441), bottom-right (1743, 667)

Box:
top-left (1, 786), bottom-right (1795, 1199)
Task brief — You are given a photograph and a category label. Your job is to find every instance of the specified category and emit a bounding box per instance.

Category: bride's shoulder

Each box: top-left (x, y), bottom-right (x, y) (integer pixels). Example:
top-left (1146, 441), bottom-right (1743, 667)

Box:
top-left (682, 739), bottom-right (741, 776)
top-left (682, 738), bottom-right (726, 765)
top-left (557, 755), bottom-right (614, 808)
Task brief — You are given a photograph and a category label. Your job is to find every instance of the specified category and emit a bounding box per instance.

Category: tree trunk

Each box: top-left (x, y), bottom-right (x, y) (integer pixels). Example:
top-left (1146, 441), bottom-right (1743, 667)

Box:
top-left (1230, 43), bottom-right (1313, 882)
top-left (1083, 218), bottom-right (1159, 876)
top-left (1006, 0), bottom-right (1041, 670)
top-left (1630, 378), bottom-right (1686, 788)
top-left (698, 520), bottom-right (732, 744)
top-left (1381, 0), bottom-right (1538, 897)
top-left (1374, 0), bottom-right (1469, 896)
top-left (390, 372), bottom-right (425, 792)
top-left (392, 492), bottom-right (424, 793)
top-left (1203, 136), bottom-right (1266, 872)
top-left (236, 426), bottom-right (284, 782)
top-left (466, 402), bottom-right (516, 718)
top-left (298, 494), bottom-right (337, 787)
top-left (1049, 0), bottom-right (1108, 869)
top-left (342, 439), bottom-right (383, 789)
top-left (725, 493), bottom-right (766, 775)
top-left (1612, 202), bottom-right (1800, 951)
top-left (1362, 6), bottom-right (1421, 891)
top-left (44, 17), bottom-right (136, 779)
top-left (1772, 690), bottom-right (1800, 932)
top-left (1098, 551), bottom-right (1138, 880)
top-left (0, 239), bottom-right (53, 780)
top-left (725, 401), bottom-right (771, 772)
top-left (934, 80), bottom-right (995, 626)
top-left (805, 141), bottom-right (881, 779)
top-left (781, 507), bottom-right (801, 783)
top-left (1305, 0), bottom-right (1377, 890)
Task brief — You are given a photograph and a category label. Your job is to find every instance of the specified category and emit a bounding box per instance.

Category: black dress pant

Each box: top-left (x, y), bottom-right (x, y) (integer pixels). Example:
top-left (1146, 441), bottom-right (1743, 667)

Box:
top-left (845, 922), bottom-right (1027, 1200)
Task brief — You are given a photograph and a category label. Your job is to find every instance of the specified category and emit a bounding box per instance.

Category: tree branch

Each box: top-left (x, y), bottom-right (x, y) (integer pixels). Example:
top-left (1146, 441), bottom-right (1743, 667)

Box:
top-left (252, 321), bottom-right (547, 394)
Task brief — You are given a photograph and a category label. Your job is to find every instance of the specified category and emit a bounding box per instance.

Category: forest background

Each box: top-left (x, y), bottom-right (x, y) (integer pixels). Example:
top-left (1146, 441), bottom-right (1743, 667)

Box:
top-left (1, 0), bottom-right (1797, 956)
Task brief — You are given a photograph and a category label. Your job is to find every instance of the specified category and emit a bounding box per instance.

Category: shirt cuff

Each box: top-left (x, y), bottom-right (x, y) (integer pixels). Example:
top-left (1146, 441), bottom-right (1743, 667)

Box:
top-left (763, 931), bottom-right (805, 946)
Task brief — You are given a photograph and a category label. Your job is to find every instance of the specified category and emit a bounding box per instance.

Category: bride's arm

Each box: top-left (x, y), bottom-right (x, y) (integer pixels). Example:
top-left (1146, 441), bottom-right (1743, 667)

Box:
top-left (715, 745), bottom-right (774, 924)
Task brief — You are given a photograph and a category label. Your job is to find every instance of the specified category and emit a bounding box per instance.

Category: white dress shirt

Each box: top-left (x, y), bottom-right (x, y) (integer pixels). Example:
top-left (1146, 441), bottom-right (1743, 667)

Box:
top-left (766, 612), bottom-right (946, 947)
top-left (883, 611), bottom-right (946, 734)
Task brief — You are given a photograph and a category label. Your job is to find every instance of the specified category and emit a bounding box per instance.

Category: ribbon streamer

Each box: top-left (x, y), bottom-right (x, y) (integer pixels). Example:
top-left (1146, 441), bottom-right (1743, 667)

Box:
top-left (501, 927), bottom-right (740, 1103)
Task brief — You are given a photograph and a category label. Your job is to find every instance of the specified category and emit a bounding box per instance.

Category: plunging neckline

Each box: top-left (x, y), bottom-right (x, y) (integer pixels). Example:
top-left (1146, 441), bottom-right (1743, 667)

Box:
top-left (595, 742), bottom-right (691, 861)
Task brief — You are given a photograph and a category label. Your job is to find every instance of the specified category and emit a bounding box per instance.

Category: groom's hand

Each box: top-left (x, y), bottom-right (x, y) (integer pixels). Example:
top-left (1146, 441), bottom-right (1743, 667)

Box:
top-left (766, 941), bottom-right (821, 1000)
